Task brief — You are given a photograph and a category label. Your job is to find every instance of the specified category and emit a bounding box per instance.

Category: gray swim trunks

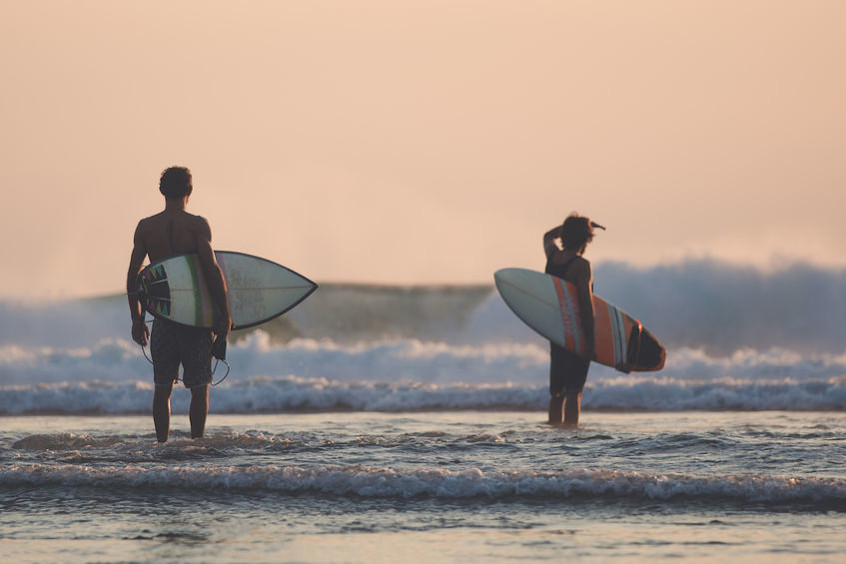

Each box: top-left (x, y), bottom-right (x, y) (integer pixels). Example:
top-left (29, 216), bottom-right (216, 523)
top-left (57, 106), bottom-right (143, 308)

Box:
top-left (150, 319), bottom-right (213, 388)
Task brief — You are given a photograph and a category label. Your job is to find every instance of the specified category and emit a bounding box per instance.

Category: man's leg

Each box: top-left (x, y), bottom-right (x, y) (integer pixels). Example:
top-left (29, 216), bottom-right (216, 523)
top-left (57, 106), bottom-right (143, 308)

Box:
top-left (548, 394), bottom-right (564, 424)
top-left (150, 319), bottom-right (179, 443)
top-left (190, 385), bottom-right (209, 439)
top-left (549, 344), bottom-right (567, 425)
top-left (563, 392), bottom-right (582, 427)
top-left (153, 385), bottom-right (173, 443)
top-left (561, 350), bottom-right (589, 428)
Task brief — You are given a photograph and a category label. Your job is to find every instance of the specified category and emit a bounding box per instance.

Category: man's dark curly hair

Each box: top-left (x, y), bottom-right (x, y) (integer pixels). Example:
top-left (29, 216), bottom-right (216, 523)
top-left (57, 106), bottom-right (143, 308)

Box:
top-left (560, 213), bottom-right (595, 252)
top-left (159, 166), bottom-right (193, 200)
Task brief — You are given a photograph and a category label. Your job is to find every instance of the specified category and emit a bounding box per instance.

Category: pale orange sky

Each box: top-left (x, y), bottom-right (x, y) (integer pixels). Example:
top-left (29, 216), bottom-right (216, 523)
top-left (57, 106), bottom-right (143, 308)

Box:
top-left (1, 1), bottom-right (844, 298)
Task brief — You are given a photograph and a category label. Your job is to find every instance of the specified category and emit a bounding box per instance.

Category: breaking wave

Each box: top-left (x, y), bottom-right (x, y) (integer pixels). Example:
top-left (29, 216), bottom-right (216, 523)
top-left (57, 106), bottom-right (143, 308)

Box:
top-left (2, 464), bottom-right (843, 508)
top-left (1, 337), bottom-right (844, 414)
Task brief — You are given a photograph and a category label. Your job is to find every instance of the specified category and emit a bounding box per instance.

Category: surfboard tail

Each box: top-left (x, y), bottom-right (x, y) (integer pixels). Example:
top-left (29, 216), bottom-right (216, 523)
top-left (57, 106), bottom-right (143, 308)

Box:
top-left (628, 326), bottom-right (666, 372)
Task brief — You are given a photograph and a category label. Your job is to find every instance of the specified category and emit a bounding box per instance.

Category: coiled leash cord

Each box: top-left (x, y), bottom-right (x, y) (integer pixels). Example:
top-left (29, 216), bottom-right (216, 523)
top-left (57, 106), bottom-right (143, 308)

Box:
top-left (139, 316), bottom-right (231, 387)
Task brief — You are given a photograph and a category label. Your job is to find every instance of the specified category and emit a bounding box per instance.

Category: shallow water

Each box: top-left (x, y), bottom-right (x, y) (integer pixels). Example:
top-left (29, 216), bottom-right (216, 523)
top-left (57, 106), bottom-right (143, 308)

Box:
top-left (2, 411), bottom-right (844, 562)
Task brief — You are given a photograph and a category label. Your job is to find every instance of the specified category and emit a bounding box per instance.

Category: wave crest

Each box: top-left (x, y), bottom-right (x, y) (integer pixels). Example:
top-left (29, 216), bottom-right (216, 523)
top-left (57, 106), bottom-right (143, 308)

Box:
top-left (1, 371), bottom-right (844, 415)
top-left (2, 464), bottom-right (843, 507)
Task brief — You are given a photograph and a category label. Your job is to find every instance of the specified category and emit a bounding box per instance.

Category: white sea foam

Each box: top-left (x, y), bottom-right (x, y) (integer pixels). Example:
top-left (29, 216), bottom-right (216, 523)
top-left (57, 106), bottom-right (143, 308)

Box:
top-left (1, 463), bottom-right (842, 506)
top-left (1, 362), bottom-right (844, 415)
top-left (1, 331), bottom-right (845, 413)
top-left (3, 332), bottom-right (845, 385)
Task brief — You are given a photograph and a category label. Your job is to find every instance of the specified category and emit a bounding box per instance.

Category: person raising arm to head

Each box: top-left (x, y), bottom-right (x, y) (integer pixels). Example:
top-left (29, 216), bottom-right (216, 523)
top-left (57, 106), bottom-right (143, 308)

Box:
top-left (543, 213), bottom-right (603, 426)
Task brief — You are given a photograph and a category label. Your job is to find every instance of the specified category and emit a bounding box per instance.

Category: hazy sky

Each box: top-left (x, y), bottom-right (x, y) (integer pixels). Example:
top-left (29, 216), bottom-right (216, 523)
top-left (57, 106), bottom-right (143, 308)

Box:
top-left (2, 1), bottom-right (844, 298)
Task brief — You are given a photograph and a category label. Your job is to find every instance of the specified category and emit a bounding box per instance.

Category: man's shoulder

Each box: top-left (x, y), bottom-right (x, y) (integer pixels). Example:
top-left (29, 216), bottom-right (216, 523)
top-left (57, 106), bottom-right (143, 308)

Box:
top-left (568, 255), bottom-right (592, 274)
top-left (577, 256), bottom-right (593, 278)
top-left (136, 213), bottom-right (161, 230)
top-left (185, 213), bottom-right (211, 232)
top-left (142, 211), bottom-right (208, 225)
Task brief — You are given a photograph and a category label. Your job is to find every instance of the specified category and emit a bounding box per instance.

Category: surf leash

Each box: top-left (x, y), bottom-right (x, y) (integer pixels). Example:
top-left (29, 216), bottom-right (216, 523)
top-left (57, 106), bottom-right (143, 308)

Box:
top-left (211, 357), bottom-right (230, 387)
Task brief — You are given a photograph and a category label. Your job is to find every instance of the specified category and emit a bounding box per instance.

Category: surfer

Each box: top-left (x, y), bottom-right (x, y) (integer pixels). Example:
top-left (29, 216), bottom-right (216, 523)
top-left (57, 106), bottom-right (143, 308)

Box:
top-left (126, 166), bottom-right (232, 443)
top-left (543, 213), bottom-right (603, 426)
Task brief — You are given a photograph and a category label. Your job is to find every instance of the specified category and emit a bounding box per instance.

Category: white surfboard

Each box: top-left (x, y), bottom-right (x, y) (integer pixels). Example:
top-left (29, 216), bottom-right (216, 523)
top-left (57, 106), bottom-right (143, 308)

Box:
top-left (494, 268), bottom-right (666, 373)
top-left (136, 251), bottom-right (317, 330)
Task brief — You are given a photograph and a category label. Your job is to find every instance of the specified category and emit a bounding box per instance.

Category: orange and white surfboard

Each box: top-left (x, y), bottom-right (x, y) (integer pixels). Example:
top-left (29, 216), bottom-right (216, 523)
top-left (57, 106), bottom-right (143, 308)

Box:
top-left (494, 268), bottom-right (666, 373)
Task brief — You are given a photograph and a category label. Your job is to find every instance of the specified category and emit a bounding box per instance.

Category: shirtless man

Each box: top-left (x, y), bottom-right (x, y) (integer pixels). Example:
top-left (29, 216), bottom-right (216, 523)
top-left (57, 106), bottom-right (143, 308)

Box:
top-left (126, 166), bottom-right (232, 443)
top-left (542, 213), bottom-right (602, 427)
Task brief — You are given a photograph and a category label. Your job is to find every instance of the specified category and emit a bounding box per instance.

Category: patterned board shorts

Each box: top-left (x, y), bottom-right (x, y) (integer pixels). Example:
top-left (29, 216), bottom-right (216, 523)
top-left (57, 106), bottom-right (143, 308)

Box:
top-left (150, 319), bottom-right (213, 388)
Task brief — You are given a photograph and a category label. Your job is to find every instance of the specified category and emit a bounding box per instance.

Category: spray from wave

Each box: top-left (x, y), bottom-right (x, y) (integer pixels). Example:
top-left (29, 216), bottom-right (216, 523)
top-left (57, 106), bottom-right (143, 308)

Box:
top-left (2, 258), bottom-right (844, 354)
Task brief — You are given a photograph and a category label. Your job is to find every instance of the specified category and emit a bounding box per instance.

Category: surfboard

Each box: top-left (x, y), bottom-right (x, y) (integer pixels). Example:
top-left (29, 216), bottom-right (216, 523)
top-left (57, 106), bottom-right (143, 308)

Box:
top-left (494, 268), bottom-right (666, 373)
top-left (136, 251), bottom-right (317, 330)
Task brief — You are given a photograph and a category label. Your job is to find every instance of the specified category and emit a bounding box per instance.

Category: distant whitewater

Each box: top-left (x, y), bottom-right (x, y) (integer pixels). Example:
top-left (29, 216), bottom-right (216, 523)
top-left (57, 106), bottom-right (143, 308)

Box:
top-left (1, 259), bottom-right (844, 415)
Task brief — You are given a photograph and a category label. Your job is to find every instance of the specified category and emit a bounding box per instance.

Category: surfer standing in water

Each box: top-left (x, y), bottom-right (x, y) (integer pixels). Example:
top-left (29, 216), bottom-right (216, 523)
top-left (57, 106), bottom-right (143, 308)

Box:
top-left (543, 213), bottom-right (603, 426)
top-left (126, 166), bottom-right (232, 443)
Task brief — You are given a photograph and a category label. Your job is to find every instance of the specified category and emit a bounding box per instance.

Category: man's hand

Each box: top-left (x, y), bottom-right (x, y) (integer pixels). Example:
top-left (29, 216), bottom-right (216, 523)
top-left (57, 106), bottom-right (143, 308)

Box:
top-left (132, 318), bottom-right (150, 346)
top-left (212, 317), bottom-right (232, 360)
top-left (214, 315), bottom-right (233, 341)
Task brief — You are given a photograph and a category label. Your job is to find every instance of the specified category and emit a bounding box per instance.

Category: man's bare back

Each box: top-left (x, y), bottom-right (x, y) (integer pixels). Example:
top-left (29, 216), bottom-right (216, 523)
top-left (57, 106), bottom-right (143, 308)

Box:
top-left (133, 209), bottom-right (212, 263)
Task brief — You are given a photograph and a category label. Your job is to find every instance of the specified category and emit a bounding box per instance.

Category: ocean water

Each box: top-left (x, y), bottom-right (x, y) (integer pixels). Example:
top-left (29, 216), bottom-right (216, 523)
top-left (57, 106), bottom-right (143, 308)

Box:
top-left (2, 260), bottom-right (845, 562)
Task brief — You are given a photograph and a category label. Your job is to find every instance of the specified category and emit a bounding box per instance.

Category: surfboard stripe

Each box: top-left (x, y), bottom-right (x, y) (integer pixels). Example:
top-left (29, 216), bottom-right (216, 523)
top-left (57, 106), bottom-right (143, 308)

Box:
top-left (620, 309), bottom-right (627, 366)
top-left (591, 300), bottom-right (611, 367)
top-left (161, 285), bottom-right (316, 293)
top-left (617, 309), bottom-right (629, 366)
top-left (551, 278), bottom-right (570, 350)
top-left (607, 304), bottom-right (617, 366)
top-left (186, 256), bottom-right (202, 325)
top-left (607, 305), bottom-right (617, 366)
top-left (610, 305), bottom-right (627, 369)
top-left (562, 285), bottom-right (582, 355)
top-left (216, 254), bottom-right (234, 328)
top-left (552, 277), bottom-right (581, 353)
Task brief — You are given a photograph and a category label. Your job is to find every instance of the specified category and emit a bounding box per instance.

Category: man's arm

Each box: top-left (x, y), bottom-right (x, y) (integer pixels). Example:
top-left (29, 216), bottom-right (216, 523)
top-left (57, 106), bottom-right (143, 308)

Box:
top-left (543, 224), bottom-right (563, 259)
top-left (127, 222), bottom-right (149, 346)
top-left (194, 217), bottom-right (232, 338)
top-left (573, 259), bottom-right (596, 360)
